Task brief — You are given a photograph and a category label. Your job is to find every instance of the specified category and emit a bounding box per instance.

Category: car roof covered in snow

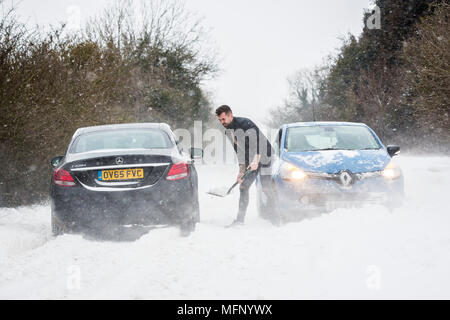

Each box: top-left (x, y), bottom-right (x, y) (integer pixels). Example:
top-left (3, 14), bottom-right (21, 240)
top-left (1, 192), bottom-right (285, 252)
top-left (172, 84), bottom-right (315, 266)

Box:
top-left (72, 123), bottom-right (173, 138)
top-left (285, 121), bottom-right (368, 128)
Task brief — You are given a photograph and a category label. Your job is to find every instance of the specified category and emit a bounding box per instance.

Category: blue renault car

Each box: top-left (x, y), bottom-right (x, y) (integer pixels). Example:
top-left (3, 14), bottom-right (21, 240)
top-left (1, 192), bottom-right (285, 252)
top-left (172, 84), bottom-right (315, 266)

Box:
top-left (256, 122), bottom-right (404, 222)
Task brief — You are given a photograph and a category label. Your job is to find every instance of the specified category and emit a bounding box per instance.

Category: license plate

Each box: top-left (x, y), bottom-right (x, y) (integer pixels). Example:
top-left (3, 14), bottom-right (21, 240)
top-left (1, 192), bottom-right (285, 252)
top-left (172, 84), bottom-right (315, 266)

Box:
top-left (98, 168), bottom-right (144, 181)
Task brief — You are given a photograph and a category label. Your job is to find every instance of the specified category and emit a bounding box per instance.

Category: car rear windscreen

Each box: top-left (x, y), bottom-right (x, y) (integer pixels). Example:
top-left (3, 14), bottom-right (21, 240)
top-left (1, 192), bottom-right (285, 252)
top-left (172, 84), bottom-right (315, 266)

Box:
top-left (70, 129), bottom-right (173, 154)
top-left (285, 125), bottom-right (381, 152)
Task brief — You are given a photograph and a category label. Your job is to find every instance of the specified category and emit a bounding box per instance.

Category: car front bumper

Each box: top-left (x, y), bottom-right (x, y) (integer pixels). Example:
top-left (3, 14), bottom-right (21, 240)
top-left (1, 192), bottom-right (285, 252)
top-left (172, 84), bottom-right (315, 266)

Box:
top-left (273, 174), bottom-right (404, 212)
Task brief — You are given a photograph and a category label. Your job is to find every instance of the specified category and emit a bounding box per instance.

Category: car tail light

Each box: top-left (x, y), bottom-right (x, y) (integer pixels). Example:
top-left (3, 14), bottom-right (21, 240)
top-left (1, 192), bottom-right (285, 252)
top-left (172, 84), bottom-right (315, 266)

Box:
top-left (53, 168), bottom-right (76, 187)
top-left (166, 162), bottom-right (189, 181)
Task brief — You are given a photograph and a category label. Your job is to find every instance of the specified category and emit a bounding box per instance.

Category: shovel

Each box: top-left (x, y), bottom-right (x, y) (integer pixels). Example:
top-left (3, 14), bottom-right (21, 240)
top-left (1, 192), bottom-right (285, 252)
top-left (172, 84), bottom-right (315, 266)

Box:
top-left (207, 168), bottom-right (253, 198)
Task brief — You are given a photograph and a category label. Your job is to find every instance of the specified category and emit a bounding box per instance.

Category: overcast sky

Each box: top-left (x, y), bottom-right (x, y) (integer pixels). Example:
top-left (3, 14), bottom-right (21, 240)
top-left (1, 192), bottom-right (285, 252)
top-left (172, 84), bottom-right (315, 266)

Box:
top-left (10, 0), bottom-right (371, 124)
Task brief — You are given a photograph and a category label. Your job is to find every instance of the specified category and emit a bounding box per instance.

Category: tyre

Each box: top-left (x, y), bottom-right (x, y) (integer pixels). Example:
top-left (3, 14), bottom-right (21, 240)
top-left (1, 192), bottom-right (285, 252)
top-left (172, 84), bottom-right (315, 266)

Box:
top-left (178, 198), bottom-right (198, 236)
top-left (257, 185), bottom-right (281, 225)
top-left (193, 195), bottom-right (200, 223)
top-left (51, 213), bottom-right (64, 237)
top-left (179, 216), bottom-right (196, 237)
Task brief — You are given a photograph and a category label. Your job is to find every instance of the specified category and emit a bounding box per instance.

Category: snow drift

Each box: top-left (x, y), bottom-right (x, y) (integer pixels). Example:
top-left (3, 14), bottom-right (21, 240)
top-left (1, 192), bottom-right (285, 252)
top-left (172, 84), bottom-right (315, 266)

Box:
top-left (0, 155), bottom-right (449, 299)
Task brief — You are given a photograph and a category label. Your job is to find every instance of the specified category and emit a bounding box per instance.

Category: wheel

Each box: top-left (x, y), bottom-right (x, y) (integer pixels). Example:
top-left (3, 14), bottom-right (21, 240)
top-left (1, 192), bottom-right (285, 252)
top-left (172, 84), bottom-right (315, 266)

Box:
top-left (257, 184), bottom-right (281, 225)
top-left (51, 213), bottom-right (64, 237)
top-left (193, 196), bottom-right (200, 223)
top-left (178, 198), bottom-right (198, 236)
top-left (179, 216), bottom-right (196, 237)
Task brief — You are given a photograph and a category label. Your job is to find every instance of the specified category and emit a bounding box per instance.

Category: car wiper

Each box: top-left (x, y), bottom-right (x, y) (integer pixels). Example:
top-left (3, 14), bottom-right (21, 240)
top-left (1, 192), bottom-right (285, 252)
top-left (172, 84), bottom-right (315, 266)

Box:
top-left (311, 148), bottom-right (361, 151)
top-left (289, 148), bottom-right (360, 152)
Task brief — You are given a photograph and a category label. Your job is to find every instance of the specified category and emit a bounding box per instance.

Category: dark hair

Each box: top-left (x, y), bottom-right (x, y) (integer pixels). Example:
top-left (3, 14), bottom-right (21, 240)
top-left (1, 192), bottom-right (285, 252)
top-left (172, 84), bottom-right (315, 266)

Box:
top-left (215, 105), bottom-right (232, 116)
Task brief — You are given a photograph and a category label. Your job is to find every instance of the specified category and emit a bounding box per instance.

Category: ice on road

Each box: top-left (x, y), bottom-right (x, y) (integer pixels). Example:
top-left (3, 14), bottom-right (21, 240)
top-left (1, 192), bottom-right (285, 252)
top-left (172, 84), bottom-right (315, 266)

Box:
top-left (0, 156), bottom-right (449, 299)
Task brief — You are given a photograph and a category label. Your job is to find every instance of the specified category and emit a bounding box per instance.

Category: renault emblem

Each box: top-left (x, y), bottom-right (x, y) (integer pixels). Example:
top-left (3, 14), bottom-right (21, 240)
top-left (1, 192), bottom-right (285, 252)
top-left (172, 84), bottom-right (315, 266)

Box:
top-left (115, 157), bottom-right (124, 165)
top-left (340, 171), bottom-right (353, 187)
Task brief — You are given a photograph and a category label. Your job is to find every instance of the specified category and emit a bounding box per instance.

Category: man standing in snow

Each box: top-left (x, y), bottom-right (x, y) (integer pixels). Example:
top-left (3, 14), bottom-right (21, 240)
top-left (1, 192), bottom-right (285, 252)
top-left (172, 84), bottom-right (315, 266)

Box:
top-left (215, 105), bottom-right (273, 227)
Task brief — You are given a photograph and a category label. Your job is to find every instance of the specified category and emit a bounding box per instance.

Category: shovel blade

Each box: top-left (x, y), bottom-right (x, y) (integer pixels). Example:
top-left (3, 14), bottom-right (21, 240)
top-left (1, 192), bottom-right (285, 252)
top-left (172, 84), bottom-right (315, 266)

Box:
top-left (206, 186), bottom-right (230, 197)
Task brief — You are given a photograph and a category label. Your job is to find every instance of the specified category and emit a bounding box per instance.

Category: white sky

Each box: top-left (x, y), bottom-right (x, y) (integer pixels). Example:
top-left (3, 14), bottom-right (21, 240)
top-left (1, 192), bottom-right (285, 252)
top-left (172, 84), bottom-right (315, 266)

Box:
top-left (10, 0), bottom-right (371, 124)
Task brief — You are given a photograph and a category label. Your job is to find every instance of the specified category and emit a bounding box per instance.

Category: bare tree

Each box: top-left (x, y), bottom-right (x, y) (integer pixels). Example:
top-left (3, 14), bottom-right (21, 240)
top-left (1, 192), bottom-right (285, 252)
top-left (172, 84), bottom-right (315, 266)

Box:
top-left (267, 67), bottom-right (332, 128)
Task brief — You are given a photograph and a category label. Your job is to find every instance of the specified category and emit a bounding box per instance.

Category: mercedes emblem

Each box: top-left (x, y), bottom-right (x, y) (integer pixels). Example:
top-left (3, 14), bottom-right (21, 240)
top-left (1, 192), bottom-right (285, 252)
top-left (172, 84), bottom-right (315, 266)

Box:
top-left (115, 157), bottom-right (124, 165)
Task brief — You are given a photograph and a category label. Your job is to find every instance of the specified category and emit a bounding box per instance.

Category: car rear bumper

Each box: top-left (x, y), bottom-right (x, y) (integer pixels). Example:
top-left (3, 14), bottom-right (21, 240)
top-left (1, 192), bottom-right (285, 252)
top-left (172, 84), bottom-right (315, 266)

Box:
top-left (51, 178), bottom-right (196, 230)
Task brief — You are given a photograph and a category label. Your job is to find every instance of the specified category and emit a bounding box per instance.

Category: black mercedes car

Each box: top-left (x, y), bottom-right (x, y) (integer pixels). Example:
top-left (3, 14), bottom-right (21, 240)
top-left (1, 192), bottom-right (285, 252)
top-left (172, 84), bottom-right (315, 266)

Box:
top-left (50, 123), bottom-right (202, 237)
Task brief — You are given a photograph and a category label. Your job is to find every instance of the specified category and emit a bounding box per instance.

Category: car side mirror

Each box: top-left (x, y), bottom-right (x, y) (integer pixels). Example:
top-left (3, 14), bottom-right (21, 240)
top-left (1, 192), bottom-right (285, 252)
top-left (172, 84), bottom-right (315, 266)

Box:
top-left (51, 156), bottom-right (64, 168)
top-left (189, 148), bottom-right (203, 160)
top-left (387, 145), bottom-right (400, 157)
top-left (175, 140), bottom-right (185, 153)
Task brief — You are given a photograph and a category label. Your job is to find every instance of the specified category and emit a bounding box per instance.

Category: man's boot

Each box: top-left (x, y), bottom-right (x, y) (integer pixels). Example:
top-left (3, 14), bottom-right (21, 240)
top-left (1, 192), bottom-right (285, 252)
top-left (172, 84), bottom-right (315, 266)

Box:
top-left (226, 218), bottom-right (244, 228)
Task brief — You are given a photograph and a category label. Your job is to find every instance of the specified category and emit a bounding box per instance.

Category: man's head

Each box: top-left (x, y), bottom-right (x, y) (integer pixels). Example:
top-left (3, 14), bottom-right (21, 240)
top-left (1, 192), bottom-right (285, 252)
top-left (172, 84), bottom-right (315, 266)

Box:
top-left (216, 105), bottom-right (233, 128)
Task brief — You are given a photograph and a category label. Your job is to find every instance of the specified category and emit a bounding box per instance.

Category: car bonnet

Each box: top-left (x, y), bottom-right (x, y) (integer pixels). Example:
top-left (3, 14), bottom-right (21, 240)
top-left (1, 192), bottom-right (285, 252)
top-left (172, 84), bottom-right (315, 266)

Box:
top-left (282, 149), bottom-right (391, 174)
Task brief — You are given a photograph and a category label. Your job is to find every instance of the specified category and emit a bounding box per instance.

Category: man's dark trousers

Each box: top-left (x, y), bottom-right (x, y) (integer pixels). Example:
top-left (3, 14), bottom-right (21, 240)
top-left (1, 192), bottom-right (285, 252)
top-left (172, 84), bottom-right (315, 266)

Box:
top-left (236, 167), bottom-right (260, 223)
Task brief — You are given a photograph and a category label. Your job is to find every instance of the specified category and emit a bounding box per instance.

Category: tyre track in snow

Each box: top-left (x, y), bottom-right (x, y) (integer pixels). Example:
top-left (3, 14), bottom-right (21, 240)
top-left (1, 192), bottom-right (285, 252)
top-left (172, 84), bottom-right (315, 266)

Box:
top-left (0, 156), bottom-right (449, 299)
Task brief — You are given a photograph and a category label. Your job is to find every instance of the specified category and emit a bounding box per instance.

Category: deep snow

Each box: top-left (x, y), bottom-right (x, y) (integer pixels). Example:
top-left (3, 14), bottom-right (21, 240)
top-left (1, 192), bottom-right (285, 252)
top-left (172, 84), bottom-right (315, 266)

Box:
top-left (0, 155), bottom-right (449, 299)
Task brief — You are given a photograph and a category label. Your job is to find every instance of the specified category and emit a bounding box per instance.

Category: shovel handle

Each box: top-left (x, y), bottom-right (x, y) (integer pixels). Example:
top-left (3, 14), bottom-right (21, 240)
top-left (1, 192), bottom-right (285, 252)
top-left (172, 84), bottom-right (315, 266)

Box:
top-left (241, 168), bottom-right (253, 180)
top-left (226, 168), bottom-right (254, 195)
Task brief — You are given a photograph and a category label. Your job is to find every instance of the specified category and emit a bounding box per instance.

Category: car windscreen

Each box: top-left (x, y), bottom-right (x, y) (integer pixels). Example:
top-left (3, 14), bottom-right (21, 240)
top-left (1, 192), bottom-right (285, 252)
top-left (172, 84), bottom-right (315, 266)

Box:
top-left (69, 129), bottom-right (173, 154)
top-left (285, 125), bottom-right (381, 152)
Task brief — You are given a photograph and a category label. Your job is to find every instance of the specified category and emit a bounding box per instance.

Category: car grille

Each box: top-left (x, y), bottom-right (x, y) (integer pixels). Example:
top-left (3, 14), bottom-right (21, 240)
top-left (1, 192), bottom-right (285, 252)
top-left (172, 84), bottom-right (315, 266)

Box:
top-left (306, 170), bottom-right (382, 187)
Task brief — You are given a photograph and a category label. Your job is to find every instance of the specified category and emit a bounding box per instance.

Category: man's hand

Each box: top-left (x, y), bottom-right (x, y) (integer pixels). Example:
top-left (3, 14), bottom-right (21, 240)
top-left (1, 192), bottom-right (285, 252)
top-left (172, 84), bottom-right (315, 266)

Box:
top-left (248, 154), bottom-right (261, 172)
top-left (248, 161), bottom-right (259, 171)
top-left (237, 171), bottom-right (245, 184)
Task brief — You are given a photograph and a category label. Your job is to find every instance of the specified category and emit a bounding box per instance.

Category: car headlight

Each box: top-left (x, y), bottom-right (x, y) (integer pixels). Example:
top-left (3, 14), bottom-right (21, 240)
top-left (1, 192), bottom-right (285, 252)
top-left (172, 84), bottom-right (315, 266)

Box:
top-left (382, 161), bottom-right (402, 180)
top-left (280, 162), bottom-right (307, 181)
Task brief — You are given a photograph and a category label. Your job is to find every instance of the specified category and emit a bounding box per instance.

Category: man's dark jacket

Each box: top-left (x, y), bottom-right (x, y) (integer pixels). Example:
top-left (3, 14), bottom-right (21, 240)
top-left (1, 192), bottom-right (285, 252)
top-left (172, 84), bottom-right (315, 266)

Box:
top-left (225, 117), bottom-right (273, 167)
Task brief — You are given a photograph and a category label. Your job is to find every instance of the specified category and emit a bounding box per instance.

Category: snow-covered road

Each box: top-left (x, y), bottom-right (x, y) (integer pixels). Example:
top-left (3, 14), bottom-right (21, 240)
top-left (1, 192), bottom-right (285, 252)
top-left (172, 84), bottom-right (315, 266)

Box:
top-left (0, 156), bottom-right (449, 299)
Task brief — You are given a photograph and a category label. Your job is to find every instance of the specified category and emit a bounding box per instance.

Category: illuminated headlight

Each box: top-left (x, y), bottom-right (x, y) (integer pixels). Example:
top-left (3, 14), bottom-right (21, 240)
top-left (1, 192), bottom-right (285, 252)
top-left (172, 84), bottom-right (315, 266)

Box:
top-left (280, 162), bottom-right (307, 181)
top-left (382, 161), bottom-right (402, 180)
